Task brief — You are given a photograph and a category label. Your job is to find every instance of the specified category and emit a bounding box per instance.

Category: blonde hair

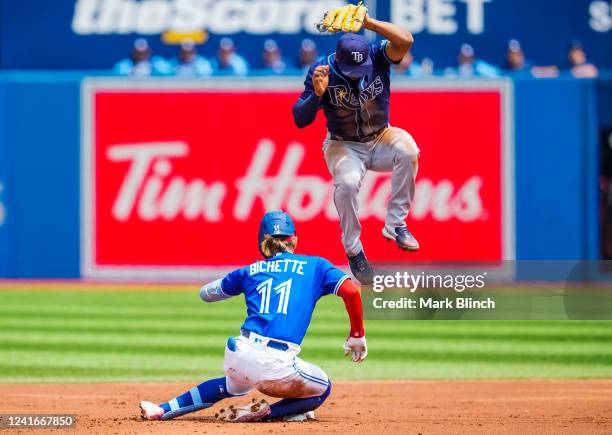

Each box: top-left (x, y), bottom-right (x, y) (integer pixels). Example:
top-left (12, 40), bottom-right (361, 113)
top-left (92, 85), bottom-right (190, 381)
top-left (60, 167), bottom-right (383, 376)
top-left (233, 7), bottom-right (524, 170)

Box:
top-left (261, 234), bottom-right (297, 258)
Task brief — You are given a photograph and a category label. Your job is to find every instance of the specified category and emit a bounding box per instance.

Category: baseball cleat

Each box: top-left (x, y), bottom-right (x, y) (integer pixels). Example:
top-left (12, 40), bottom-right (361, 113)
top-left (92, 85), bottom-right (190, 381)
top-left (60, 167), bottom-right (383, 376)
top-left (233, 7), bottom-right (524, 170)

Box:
top-left (348, 251), bottom-right (374, 285)
top-left (383, 226), bottom-right (420, 251)
top-left (139, 401), bottom-right (165, 421)
top-left (215, 398), bottom-right (271, 423)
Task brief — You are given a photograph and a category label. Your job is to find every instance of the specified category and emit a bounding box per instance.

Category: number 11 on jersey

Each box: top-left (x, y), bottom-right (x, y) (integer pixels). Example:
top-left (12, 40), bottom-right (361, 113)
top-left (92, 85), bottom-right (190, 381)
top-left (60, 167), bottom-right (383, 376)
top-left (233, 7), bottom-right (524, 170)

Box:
top-left (257, 278), bottom-right (292, 315)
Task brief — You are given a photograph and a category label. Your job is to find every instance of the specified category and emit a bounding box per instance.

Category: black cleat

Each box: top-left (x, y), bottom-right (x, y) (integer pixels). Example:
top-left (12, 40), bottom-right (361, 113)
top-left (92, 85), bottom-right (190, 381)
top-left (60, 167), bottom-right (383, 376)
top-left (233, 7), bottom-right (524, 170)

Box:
top-left (382, 226), bottom-right (420, 251)
top-left (348, 251), bottom-right (374, 285)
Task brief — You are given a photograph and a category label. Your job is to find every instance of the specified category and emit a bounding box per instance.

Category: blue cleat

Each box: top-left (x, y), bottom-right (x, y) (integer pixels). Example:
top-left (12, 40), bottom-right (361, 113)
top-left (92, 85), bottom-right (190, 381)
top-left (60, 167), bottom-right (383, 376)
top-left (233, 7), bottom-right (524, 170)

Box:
top-left (382, 226), bottom-right (420, 252)
top-left (348, 251), bottom-right (374, 285)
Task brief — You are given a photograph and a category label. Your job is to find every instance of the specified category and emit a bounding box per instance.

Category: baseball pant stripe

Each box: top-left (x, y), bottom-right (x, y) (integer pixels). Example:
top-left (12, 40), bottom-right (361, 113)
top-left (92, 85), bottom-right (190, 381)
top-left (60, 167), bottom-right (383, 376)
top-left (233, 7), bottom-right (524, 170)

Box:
top-left (297, 371), bottom-right (329, 387)
top-left (190, 387), bottom-right (203, 407)
top-left (169, 399), bottom-right (179, 411)
top-left (293, 362), bottom-right (329, 386)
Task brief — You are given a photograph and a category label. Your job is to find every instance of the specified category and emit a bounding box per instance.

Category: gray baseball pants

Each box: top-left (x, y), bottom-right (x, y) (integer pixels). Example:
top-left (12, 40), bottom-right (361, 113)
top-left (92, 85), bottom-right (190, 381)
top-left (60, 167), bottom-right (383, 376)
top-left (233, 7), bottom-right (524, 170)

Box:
top-left (323, 127), bottom-right (420, 257)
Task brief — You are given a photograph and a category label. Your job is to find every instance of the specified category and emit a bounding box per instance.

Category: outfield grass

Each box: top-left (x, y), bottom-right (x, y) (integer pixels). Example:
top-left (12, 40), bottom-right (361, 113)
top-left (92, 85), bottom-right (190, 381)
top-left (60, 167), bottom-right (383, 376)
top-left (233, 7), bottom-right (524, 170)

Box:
top-left (1, 287), bottom-right (611, 383)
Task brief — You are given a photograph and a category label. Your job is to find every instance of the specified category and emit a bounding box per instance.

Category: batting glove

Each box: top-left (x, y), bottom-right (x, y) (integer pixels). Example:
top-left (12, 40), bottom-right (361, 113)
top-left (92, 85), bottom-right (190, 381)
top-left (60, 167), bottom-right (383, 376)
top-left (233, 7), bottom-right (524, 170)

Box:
top-left (343, 336), bottom-right (368, 363)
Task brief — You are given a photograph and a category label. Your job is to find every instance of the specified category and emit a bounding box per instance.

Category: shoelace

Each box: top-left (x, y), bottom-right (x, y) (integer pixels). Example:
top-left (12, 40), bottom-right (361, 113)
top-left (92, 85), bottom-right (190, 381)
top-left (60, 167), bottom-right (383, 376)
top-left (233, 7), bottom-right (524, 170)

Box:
top-left (396, 227), bottom-right (413, 238)
top-left (352, 253), bottom-right (369, 272)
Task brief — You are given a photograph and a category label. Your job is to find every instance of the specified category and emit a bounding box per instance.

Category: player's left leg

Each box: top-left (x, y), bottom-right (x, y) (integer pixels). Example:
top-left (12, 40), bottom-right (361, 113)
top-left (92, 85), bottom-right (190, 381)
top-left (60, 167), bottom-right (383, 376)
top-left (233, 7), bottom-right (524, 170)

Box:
top-left (141, 337), bottom-right (255, 421)
top-left (369, 126), bottom-right (420, 251)
top-left (140, 376), bottom-right (236, 420)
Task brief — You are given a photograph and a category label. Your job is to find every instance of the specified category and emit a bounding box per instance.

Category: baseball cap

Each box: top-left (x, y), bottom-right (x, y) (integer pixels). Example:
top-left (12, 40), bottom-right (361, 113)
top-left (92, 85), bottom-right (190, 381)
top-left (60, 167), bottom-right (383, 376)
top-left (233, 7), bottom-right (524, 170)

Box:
top-left (180, 39), bottom-right (196, 52)
top-left (335, 34), bottom-right (372, 79)
top-left (301, 38), bottom-right (317, 53)
top-left (219, 37), bottom-right (235, 51)
top-left (508, 39), bottom-right (522, 53)
top-left (133, 38), bottom-right (150, 52)
top-left (258, 211), bottom-right (296, 255)
top-left (569, 39), bottom-right (583, 50)
top-left (460, 43), bottom-right (474, 57)
top-left (264, 39), bottom-right (280, 53)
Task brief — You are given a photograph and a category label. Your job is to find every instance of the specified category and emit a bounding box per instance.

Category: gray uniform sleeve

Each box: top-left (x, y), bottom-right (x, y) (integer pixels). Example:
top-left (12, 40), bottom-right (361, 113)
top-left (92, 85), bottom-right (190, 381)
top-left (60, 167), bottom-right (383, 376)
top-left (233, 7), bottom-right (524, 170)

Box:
top-left (200, 278), bottom-right (233, 303)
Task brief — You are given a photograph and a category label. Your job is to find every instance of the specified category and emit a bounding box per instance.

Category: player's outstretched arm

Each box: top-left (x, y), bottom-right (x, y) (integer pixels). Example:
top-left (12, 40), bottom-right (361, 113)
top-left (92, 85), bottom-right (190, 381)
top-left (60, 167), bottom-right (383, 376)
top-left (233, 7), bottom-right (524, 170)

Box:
top-left (364, 15), bottom-right (414, 62)
top-left (337, 279), bottom-right (368, 363)
top-left (199, 278), bottom-right (233, 303)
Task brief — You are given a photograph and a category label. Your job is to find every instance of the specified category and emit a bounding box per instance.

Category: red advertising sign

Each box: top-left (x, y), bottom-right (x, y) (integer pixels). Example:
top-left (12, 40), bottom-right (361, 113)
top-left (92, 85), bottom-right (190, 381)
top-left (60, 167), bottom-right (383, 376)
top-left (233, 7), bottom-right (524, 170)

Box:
top-left (82, 80), bottom-right (513, 279)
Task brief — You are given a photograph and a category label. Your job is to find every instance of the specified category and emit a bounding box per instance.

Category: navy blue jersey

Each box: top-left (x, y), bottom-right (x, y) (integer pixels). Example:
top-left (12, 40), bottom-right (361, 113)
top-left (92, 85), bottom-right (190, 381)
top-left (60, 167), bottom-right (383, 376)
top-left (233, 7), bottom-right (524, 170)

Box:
top-left (298, 40), bottom-right (400, 140)
top-left (220, 252), bottom-right (349, 345)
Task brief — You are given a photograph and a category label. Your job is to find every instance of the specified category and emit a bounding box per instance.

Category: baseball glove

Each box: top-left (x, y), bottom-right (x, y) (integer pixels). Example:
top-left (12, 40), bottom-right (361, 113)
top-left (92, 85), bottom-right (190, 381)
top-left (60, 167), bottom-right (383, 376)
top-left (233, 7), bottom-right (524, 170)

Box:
top-left (316, 1), bottom-right (368, 34)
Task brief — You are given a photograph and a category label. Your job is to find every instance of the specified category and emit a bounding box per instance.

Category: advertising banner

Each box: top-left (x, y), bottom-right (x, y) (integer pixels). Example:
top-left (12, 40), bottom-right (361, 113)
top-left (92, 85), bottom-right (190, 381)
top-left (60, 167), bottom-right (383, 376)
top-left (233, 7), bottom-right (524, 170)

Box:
top-left (1, 0), bottom-right (610, 70)
top-left (82, 78), bottom-right (513, 279)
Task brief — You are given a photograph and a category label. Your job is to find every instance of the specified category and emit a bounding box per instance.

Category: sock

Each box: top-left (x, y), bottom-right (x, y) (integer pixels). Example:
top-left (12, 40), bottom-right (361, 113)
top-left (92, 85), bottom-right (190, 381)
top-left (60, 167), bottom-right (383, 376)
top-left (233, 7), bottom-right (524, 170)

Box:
top-left (159, 377), bottom-right (232, 420)
top-left (268, 382), bottom-right (331, 419)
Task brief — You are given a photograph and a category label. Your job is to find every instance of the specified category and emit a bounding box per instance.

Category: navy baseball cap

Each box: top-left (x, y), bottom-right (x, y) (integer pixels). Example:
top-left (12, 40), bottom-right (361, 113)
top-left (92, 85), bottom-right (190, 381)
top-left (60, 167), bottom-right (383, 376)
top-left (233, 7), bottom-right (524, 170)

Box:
top-left (335, 34), bottom-right (372, 79)
top-left (258, 211), bottom-right (296, 255)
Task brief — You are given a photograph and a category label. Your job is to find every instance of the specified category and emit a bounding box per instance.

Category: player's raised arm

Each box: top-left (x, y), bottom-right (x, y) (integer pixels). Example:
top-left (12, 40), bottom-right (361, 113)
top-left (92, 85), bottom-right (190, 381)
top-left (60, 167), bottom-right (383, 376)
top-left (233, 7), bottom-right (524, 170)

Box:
top-left (337, 279), bottom-right (368, 363)
top-left (292, 65), bottom-right (328, 129)
top-left (364, 15), bottom-right (414, 62)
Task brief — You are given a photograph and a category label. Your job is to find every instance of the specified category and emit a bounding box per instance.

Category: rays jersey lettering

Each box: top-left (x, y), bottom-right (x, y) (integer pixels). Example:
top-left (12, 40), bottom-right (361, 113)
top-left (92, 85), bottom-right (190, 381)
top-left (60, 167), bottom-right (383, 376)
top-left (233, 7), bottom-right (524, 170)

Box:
top-left (328, 76), bottom-right (385, 109)
top-left (300, 40), bottom-right (401, 140)
top-left (221, 252), bottom-right (349, 344)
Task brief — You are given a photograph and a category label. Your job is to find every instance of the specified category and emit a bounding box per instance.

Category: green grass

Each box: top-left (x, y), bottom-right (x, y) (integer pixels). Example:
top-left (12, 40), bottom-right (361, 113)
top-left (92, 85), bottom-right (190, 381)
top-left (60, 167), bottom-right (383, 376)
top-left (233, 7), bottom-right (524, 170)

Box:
top-left (0, 287), bottom-right (611, 383)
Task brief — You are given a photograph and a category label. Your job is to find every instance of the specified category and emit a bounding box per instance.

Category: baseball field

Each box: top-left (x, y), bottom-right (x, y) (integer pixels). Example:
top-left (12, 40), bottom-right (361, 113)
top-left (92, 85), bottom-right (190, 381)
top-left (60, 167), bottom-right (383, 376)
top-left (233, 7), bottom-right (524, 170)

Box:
top-left (2, 283), bottom-right (612, 434)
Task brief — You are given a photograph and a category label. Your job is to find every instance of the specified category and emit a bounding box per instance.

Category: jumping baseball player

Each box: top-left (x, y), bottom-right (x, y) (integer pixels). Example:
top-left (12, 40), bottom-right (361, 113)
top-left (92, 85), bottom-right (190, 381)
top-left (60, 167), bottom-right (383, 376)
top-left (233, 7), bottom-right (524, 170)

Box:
top-left (139, 211), bottom-right (367, 422)
top-left (294, 8), bottom-right (420, 285)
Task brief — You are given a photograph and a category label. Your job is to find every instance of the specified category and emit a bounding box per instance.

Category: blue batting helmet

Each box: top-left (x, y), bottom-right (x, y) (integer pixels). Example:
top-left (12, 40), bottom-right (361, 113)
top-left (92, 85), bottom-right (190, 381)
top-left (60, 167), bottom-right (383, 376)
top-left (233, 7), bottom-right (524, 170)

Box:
top-left (258, 211), bottom-right (296, 257)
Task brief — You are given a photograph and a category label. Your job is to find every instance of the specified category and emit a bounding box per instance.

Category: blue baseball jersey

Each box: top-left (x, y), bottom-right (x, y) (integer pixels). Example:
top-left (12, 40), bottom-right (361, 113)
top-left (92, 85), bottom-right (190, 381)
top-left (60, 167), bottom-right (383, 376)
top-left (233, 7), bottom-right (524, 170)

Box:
top-left (220, 252), bottom-right (349, 345)
top-left (299, 40), bottom-right (400, 140)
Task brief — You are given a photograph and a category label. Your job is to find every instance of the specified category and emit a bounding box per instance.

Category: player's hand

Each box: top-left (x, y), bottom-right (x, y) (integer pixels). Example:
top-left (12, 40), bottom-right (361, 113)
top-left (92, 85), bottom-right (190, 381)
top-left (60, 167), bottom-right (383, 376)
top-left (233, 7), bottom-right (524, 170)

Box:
top-left (343, 336), bottom-right (368, 363)
top-left (312, 65), bottom-right (329, 97)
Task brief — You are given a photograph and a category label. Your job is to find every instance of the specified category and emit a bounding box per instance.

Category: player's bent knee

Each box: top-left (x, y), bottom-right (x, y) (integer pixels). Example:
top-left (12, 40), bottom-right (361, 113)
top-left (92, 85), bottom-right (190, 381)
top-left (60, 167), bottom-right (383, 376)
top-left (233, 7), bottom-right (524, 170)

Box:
top-left (321, 382), bottom-right (331, 402)
top-left (396, 142), bottom-right (420, 165)
top-left (313, 382), bottom-right (332, 409)
top-left (335, 175), bottom-right (361, 195)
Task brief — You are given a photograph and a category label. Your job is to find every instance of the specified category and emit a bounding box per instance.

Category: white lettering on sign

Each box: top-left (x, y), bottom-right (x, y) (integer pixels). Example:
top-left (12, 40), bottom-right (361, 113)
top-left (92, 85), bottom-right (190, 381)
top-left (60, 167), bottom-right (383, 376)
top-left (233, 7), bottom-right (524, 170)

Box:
top-left (72, 0), bottom-right (344, 35)
top-left (589, 1), bottom-right (612, 32)
top-left (107, 142), bottom-right (227, 222)
top-left (391, 0), bottom-right (492, 35)
top-left (106, 139), bottom-right (487, 224)
top-left (0, 182), bottom-right (5, 228)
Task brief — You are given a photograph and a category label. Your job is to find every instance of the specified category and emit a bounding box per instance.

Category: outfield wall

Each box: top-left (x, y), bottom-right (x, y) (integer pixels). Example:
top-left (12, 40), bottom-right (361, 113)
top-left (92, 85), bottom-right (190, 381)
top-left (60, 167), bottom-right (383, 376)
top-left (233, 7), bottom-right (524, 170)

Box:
top-left (0, 73), bottom-right (604, 278)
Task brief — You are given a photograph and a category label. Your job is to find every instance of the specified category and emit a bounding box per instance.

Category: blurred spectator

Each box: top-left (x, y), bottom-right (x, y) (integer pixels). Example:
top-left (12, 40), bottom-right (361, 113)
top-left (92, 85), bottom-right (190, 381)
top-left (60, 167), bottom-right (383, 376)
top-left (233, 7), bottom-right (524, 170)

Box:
top-left (210, 38), bottom-right (249, 76)
top-left (260, 39), bottom-right (289, 74)
top-left (567, 40), bottom-right (598, 78)
top-left (298, 39), bottom-right (319, 71)
top-left (504, 39), bottom-right (531, 75)
top-left (504, 39), bottom-right (559, 78)
top-left (446, 44), bottom-right (500, 78)
top-left (114, 39), bottom-right (171, 77)
top-left (393, 52), bottom-right (424, 77)
top-left (168, 40), bottom-right (212, 77)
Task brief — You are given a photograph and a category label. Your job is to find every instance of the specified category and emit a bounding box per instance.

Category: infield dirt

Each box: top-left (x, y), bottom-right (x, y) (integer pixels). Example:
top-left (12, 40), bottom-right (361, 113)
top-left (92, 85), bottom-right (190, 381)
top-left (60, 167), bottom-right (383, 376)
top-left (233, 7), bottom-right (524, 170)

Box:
top-left (3, 380), bottom-right (612, 434)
